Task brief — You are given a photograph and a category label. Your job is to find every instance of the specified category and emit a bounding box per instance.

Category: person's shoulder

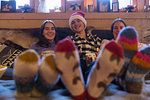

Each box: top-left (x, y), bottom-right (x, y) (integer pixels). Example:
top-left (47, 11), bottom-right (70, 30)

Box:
top-left (88, 31), bottom-right (99, 38)
top-left (91, 33), bottom-right (102, 42)
top-left (30, 42), bottom-right (39, 49)
top-left (67, 34), bottom-right (77, 40)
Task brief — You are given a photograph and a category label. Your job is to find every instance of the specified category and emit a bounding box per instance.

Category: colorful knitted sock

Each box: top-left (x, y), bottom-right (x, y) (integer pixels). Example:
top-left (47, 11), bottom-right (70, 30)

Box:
top-left (13, 49), bottom-right (39, 97)
top-left (55, 38), bottom-right (86, 100)
top-left (33, 54), bottom-right (59, 96)
top-left (86, 40), bottom-right (124, 100)
top-left (116, 26), bottom-right (139, 87)
top-left (125, 46), bottom-right (150, 94)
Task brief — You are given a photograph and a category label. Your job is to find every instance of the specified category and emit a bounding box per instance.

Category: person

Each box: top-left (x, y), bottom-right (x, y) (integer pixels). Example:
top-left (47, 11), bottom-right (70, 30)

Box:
top-left (111, 18), bottom-right (127, 40)
top-left (13, 20), bottom-right (60, 97)
top-left (68, 11), bottom-right (102, 83)
top-left (30, 20), bottom-right (59, 57)
top-left (110, 18), bottom-right (127, 88)
top-left (100, 18), bottom-right (127, 51)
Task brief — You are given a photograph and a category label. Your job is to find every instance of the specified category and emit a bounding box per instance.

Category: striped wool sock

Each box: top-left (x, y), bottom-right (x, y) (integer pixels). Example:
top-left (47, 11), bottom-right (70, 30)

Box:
top-left (33, 54), bottom-right (59, 96)
top-left (55, 38), bottom-right (86, 100)
top-left (13, 49), bottom-right (39, 97)
top-left (87, 40), bottom-right (124, 100)
top-left (125, 46), bottom-right (150, 94)
top-left (116, 26), bottom-right (139, 88)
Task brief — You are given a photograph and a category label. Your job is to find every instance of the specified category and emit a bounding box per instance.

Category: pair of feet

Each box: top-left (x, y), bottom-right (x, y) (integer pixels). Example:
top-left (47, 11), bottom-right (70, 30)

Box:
top-left (13, 38), bottom-right (124, 100)
top-left (13, 49), bottom-right (59, 97)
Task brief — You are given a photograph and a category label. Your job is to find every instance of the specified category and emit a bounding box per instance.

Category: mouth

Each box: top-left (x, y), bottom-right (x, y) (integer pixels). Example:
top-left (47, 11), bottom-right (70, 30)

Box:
top-left (74, 25), bottom-right (81, 30)
top-left (47, 32), bottom-right (54, 37)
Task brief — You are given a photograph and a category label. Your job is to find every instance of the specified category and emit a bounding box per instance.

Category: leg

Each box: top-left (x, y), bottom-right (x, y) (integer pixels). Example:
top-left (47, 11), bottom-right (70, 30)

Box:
top-left (55, 38), bottom-right (86, 100)
top-left (125, 46), bottom-right (150, 94)
top-left (87, 40), bottom-right (124, 100)
top-left (13, 49), bottom-right (39, 97)
top-left (32, 54), bottom-right (59, 97)
top-left (116, 26), bottom-right (139, 88)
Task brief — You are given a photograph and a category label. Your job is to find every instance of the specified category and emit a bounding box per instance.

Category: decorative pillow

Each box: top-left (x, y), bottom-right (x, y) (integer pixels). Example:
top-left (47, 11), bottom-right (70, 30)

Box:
top-left (0, 44), bottom-right (22, 68)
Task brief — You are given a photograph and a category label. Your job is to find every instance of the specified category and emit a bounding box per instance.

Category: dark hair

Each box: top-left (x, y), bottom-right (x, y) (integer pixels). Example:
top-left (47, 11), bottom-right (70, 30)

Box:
top-left (37, 20), bottom-right (58, 48)
top-left (111, 18), bottom-right (127, 33)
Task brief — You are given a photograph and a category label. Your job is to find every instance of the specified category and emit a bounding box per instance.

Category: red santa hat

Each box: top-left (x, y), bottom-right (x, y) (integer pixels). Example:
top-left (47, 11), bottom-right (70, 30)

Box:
top-left (69, 11), bottom-right (87, 30)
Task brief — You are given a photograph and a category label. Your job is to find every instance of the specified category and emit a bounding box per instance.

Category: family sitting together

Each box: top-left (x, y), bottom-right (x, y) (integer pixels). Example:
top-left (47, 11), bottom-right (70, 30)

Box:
top-left (13, 11), bottom-right (150, 100)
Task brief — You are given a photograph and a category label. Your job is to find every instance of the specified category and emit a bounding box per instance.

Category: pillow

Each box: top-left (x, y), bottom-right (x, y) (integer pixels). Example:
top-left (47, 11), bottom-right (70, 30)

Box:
top-left (0, 44), bottom-right (22, 68)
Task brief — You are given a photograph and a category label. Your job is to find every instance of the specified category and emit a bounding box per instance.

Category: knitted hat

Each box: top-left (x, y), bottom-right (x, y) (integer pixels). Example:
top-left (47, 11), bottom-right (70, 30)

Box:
top-left (69, 11), bottom-right (87, 30)
top-left (125, 46), bottom-right (150, 94)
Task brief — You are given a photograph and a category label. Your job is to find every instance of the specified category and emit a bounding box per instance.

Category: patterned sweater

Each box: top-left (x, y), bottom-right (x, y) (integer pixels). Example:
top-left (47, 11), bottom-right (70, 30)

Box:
top-left (69, 32), bottom-right (102, 61)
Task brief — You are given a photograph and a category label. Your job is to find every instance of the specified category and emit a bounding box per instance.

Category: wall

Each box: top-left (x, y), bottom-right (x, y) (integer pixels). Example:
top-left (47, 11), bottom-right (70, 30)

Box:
top-left (0, 12), bottom-right (150, 42)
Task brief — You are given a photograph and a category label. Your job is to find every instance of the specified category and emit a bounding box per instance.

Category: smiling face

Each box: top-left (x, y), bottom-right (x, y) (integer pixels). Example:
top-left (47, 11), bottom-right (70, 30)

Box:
top-left (113, 21), bottom-right (126, 39)
top-left (71, 19), bottom-right (85, 33)
top-left (43, 22), bottom-right (56, 41)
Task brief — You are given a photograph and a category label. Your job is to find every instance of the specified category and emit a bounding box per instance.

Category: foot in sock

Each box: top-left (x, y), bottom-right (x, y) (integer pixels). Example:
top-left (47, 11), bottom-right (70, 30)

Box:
top-left (125, 46), bottom-right (150, 94)
top-left (55, 38), bottom-right (86, 100)
top-left (117, 26), bottom-right (139, 67)
top-left (13, 49), bottom-right (39, 97)
top-left (116, 26), bottom-right (139, 88)
top-left (33, 54), bottom-right (59, 96)
top-left (86, 40), bottom-right (124, 100)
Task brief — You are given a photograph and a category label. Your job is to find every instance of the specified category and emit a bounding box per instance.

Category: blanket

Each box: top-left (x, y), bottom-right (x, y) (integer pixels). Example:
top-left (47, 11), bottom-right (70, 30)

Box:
top-left (0, 79), bottom-right (150, 100)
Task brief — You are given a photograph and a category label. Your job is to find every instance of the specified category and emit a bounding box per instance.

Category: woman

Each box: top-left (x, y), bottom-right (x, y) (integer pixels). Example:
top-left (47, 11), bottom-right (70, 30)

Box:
top-left (68, 11), bottom-right (102, 83)
top-left (110, 18), bottom-right (127, 89)
top-left (100, 18), bottom-right (127, 51)
top-left (30, 20), bottom-right (58, 57)
top-left (111, 18), bottom-right (127, 39)
top-left (13, 20), bottom-right (59, 97)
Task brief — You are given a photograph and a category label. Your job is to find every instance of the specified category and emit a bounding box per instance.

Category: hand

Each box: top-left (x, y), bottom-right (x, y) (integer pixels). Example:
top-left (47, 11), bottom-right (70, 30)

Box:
top-left (41, 50), bottom-right (54, 58)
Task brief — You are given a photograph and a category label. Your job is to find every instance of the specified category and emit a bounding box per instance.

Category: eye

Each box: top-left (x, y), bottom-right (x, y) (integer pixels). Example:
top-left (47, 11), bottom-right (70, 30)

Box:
top-left (51, 27), bottom-right (55, 30)
top-left (44, 27), bottom-right (49, 30)
top-left (120, 26), bottom-right (124, 29)
top-left (114, 26), bottom-right (118, 30)
top-left (77, 19), bottom-right (81, 22)
top-left (71, 21), bottom-right (75, 25)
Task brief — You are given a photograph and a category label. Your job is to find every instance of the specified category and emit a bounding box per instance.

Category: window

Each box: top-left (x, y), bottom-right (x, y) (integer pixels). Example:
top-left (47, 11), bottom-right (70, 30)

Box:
top-left (118, 0), bottom-right (132, 9)
top-left (16, 0), bottom-right (30, 9)
top-left (110, 0), bottom-right (132, 9)
top-left (46, 0), bottom-right (61, 10)
top-left (38, 0), bottom-right (62, 13)
top-left (0, 0), bottom-right (30, 9)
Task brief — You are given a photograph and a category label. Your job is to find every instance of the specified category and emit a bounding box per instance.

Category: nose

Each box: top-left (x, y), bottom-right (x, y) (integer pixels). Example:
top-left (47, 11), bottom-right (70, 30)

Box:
top-left (74, 21), bottom-right (79, 25)
top-left (47, 28), bottom-right (52, 32)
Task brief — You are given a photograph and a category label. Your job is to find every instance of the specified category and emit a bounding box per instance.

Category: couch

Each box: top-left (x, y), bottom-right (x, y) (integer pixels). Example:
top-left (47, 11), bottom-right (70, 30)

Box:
top-left (0, 27), bottom-right (150, 100)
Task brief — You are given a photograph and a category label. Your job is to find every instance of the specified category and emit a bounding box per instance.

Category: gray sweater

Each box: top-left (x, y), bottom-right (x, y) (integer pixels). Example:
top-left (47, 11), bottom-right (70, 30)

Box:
top-left (29, 41), bottom-right (56, 55)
